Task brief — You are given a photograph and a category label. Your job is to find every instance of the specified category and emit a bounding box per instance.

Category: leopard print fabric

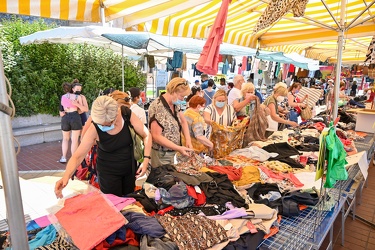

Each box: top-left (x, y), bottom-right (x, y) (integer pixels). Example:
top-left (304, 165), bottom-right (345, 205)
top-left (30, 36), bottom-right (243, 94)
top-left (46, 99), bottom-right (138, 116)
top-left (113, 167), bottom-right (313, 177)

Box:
top-left (365, 36), bottom-right (375, 64)
top-left (156, 214), bottom-right (228, 250)
top-left (254, 0), bottom-right (308, 34)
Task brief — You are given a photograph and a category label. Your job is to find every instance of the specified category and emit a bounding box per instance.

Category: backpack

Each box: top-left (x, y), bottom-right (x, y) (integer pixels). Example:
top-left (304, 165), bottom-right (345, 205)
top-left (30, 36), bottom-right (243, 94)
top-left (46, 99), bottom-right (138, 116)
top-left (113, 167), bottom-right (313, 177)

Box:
top-left (121, 106), bottom-right (145, 163)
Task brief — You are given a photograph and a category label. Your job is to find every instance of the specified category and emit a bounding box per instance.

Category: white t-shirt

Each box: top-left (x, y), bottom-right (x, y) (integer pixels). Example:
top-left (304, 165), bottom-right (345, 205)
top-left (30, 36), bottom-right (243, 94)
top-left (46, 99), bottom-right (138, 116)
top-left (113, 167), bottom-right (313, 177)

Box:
top-left (227, 87), bottom-right (241, 105)
top-left (130, 104), bottom-right (147, 124)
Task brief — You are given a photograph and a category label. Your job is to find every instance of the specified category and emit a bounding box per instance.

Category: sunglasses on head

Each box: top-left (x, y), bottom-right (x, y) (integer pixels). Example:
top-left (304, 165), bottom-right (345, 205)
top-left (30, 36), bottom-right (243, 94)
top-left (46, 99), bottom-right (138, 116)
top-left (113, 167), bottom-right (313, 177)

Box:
top-left (175, 81), bottom-right (188, 88)
top-left (117, 97), bottom-right (131, 102)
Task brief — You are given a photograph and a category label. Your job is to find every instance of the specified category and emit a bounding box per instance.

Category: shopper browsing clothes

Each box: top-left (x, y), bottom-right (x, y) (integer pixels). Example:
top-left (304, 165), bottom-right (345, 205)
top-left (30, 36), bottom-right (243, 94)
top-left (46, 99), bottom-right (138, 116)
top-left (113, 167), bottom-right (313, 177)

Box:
top-left (183, 96), bottom-right (213, 153)
top-left (264, 85), bottom-right (298, 128)
top-left (287, 82), bottom-right (307, 123)
top-left (55, 95), bottom-right (152, 198)
top-left (148, 77), bottom-right (193, 167)
top-left (232, 82), bottom-right (257, 119)
top-left (203, 89), bottom-right (236, 138)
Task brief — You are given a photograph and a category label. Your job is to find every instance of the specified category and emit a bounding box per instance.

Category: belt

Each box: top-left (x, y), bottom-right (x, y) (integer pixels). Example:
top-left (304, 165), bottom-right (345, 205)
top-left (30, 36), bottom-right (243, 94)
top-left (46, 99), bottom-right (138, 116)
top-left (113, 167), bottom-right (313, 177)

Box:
top-left (152, 147), bottom-right (175, 152)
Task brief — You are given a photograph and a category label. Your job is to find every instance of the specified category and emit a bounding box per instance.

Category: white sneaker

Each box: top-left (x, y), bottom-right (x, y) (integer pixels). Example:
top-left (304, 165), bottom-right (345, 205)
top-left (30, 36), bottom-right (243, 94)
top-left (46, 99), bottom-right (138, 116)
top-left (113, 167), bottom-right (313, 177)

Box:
top-left (58, 157), bottom-right (67, 163)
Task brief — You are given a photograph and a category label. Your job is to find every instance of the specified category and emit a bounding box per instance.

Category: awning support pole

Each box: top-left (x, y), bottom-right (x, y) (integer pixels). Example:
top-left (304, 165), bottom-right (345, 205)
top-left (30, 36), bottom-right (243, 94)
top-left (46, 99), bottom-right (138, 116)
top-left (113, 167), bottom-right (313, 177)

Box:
top-left (346, 0), bottom-right (375, 29)
top-left (333, 0), bottom-right (346, 120)
top-left (122, 45), bottom-right (125, 92)
top-left (0, 52), bottom-right (29, 249)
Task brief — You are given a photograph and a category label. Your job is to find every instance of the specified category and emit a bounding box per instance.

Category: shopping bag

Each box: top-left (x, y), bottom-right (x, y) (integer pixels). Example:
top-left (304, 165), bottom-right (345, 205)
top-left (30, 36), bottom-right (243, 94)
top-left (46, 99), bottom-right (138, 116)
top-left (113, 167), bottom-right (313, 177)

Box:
top-left (266, 115), bottom-right (278, 132)
top-left (300, 97), bottom-right (313, 120)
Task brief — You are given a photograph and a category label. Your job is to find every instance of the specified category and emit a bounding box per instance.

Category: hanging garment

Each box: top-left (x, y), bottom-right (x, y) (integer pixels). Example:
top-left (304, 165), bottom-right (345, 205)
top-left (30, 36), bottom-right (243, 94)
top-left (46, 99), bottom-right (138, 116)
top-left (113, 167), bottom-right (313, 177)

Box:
top-left (181, 53), bottom-right (187, 71)
top-left (242, 56), bottom-right (247, 71)
top-left (231, 58), bottom-right (236, 73)
top-left (171, 51), bottom-right (183, 68)
top-left (268, 61), bottom-right (275, 79)
top-left (147, 55), bottom-right (155, 68)
top-left (364, 35), bottom-right (375, 64)
top-left (253, 0), bottom-right (308, 33)
top-left (247, 56), bottom-right (252, 71)
top-left (222, 58), bottom-right (229, 75)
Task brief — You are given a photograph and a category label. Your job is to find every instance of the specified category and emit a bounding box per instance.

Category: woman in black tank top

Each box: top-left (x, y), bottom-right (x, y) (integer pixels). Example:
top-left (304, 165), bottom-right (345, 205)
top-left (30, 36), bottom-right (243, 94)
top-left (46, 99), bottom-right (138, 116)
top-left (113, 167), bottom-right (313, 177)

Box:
top-left (55, 95), bottom-right (152, 198)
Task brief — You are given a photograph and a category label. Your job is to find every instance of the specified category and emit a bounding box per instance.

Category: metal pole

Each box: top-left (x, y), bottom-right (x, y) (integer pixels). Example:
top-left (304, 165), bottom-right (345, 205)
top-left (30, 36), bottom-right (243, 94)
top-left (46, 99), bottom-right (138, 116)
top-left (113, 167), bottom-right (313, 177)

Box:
top-left (0, 53), bottom-right (29, 248)
top-left (100, 7), bottom-right (106, 26)
top-left (332, 0), bottom-right (346, 120)
top-left (122, 45), bottom-right (125, 91)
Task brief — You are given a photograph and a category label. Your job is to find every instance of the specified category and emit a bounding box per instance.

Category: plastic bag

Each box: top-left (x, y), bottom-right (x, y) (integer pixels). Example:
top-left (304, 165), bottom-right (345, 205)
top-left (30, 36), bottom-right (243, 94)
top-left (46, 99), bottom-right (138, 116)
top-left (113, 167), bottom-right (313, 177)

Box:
top-left (210, 118), bottom-right (249, 158)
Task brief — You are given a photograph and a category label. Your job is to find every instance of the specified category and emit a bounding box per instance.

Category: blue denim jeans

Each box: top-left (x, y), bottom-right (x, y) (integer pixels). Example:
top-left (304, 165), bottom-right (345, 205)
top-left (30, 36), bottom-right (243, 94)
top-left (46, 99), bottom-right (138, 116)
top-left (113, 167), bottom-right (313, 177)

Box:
top-left (289, 110), bottom-right (299, 123)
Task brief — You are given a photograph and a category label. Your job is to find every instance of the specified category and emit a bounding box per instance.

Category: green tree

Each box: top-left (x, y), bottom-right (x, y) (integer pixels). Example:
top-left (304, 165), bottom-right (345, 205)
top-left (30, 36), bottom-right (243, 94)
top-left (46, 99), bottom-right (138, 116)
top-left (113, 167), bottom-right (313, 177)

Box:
top-left (0, 17), bottom-right (146, 116)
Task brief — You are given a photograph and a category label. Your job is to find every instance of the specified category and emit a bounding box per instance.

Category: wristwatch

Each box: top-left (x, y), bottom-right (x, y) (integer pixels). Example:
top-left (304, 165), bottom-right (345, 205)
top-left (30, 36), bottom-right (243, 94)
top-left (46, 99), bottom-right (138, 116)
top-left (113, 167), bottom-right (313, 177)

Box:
top-left (144, 155), bottom-right (151, 159)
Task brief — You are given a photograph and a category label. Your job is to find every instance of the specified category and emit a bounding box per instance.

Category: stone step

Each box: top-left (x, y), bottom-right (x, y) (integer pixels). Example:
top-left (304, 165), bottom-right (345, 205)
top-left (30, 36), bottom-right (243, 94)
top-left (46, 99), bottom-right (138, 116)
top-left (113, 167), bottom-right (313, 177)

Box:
top-left (13, 123), bottom-right (62, 147)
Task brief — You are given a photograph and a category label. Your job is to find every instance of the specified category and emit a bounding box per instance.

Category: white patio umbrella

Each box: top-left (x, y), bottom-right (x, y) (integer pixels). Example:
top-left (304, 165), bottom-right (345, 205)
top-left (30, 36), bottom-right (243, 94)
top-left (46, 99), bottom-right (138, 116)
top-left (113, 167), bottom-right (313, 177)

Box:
top-left (19, 25), bottom-right (141, 91)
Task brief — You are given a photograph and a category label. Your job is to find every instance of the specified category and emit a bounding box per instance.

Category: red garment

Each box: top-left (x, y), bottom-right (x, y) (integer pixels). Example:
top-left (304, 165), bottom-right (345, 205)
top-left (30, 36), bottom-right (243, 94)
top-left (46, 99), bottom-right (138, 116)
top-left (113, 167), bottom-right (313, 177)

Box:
top-left (241, 56), bottom-right (247, 71)
top-left (288, 64), bottom-right (295, 73)
top-left (208, 166), bottom-right (243, 181)
top-left (258, 166), bottom-right (304, 188)
top-left (94, 228), bottom-right (139, 249)
top-left (186, 185), bottom-right (207, 206)
top-left (196, 0), bottom-right (231, 75)
top-left (55, 192), bottom-right (126, 250)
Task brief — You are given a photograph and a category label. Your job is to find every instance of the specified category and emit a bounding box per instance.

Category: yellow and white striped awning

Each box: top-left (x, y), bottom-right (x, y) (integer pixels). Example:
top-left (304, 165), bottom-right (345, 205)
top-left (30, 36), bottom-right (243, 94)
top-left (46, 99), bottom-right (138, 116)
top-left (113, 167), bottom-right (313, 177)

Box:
top-left (0, 0), bottom-right (211, 23)
top-left (1, 0), bottom-right (374, 63)
top-left (128, 0), bottom-right (375, 63)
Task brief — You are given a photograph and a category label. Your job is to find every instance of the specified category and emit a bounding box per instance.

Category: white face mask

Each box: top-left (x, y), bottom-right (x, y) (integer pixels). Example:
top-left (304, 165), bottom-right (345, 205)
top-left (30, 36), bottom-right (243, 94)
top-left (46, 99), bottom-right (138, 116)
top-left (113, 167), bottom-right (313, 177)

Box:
top-left (276, 96), bottom-right (285, 102)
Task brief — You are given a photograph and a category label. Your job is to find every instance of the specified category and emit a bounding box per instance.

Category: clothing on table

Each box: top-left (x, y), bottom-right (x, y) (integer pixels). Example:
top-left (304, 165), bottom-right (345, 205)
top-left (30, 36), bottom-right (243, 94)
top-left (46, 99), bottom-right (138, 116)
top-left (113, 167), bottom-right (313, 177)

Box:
top-left (204, 88), bottom-right (216, 106)
top-left (130, 103), bottom-right (147, 124)
top-left (231, 165), bottom-right (261, 187)
top-left (140, 235), bottom-right (178, 250)
top-left (261, 142), bottom-right (304, 169)
top-left (55, 192), bottom-right (126, 250)
top-left (156, 214), bottom-right (228, 250)
top-left (182, 108), bottom-right (207, 152)
top-left (94, 106), bottom-right (135, 196)
top-left (123, 211), bottom-right (166, 238)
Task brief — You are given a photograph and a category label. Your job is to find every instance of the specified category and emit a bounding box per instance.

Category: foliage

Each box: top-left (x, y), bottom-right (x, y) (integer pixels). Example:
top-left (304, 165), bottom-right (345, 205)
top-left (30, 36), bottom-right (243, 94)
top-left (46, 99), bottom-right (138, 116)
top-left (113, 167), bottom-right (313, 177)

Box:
top-left (0, 17), bottom-right (146, 116)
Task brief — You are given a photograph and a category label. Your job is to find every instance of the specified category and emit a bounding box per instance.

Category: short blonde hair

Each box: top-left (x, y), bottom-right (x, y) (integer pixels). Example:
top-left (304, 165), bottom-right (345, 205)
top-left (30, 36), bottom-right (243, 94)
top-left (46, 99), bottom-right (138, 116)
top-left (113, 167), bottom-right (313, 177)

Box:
top-left (241, 82), bottom-right (255, 96)
top-left (110, 90), bottom-right (131, 107)
top-left (91, 96), bottom-right (118, 125)
top-left (166, 77), bottom-right (191, 96)
top-left (213, 89), bottom-right (227, 100)
top-left (274, 86), bottom-right (288, 96)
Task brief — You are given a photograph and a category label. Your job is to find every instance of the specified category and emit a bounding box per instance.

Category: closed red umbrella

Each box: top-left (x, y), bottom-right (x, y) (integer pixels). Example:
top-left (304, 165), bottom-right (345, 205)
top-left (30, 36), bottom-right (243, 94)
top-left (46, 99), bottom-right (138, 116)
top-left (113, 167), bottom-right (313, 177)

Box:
top-left (196, 0), bottom-right (231, 75)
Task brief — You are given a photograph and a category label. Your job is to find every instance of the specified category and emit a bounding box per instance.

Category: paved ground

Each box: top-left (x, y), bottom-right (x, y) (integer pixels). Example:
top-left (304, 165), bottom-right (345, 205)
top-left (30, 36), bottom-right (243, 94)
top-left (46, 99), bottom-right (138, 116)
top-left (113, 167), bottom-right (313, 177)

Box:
top-left (14, 140), bottom-right (375, 249)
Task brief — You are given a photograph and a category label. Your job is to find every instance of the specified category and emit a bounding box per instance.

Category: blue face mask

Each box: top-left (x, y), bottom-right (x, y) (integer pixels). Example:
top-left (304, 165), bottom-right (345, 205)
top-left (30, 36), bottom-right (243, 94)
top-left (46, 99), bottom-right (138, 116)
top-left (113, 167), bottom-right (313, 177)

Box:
top-left (215, 101), bottom-right (225, 108)
top-left (138, 99), bottom-right (143, 105)
top-left (97, 124), bottom-right (115, 132)
top-left (173, 99), bottom-right (186, 106)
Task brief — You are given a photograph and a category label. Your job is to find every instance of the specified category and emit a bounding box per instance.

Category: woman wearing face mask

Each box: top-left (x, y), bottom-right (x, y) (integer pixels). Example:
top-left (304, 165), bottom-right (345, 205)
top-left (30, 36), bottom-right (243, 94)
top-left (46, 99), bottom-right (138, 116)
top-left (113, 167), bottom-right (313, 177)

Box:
top-left (287, 82), bottom-right (308, 123)
top-left (183, 96), bottom-right (213, 153)
top-left (59, 81), bottom-right (89, 163)
top-left (264, 85), bottom-right (298, 128)
top-left (71, 79), bottom-right (89, 126)
top-left (128, 87), bottom-right (147, 125)
top-left (148, 77), bottom-right (194, 167)
top-left (55, 95), bottom-right (152, 198)
top-left (232, 82), bottom-right (257, 120)
top-left (203, 89), bottom-right (236, 138)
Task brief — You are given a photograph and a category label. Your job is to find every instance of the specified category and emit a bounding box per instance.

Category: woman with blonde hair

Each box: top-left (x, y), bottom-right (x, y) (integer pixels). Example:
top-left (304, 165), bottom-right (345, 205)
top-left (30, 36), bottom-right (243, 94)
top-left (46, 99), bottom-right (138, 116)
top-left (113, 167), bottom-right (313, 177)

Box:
top-left (203, 89), bottom-right (236, 138)
top-left (264, 85), bottom-right (298, 128)
top-left (55, 95), bottom-right (152, 198)
top-left (148, 77), bottom-right (193, 167)
top-left (232, 82), bottom-right (257, 119)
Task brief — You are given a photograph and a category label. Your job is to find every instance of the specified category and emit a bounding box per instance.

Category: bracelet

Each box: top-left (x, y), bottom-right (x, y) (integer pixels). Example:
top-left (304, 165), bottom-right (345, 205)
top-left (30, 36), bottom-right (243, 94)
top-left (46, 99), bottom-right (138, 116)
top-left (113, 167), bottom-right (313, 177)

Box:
top-left (144, 155), bottom-right (151, 159)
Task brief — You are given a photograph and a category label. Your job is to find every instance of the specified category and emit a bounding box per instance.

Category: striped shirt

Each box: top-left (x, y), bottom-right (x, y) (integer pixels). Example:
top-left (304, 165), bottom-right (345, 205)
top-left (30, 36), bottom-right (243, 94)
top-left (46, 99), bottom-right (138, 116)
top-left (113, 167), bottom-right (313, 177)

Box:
top-left (204, 104), bottom-right (236, 138)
